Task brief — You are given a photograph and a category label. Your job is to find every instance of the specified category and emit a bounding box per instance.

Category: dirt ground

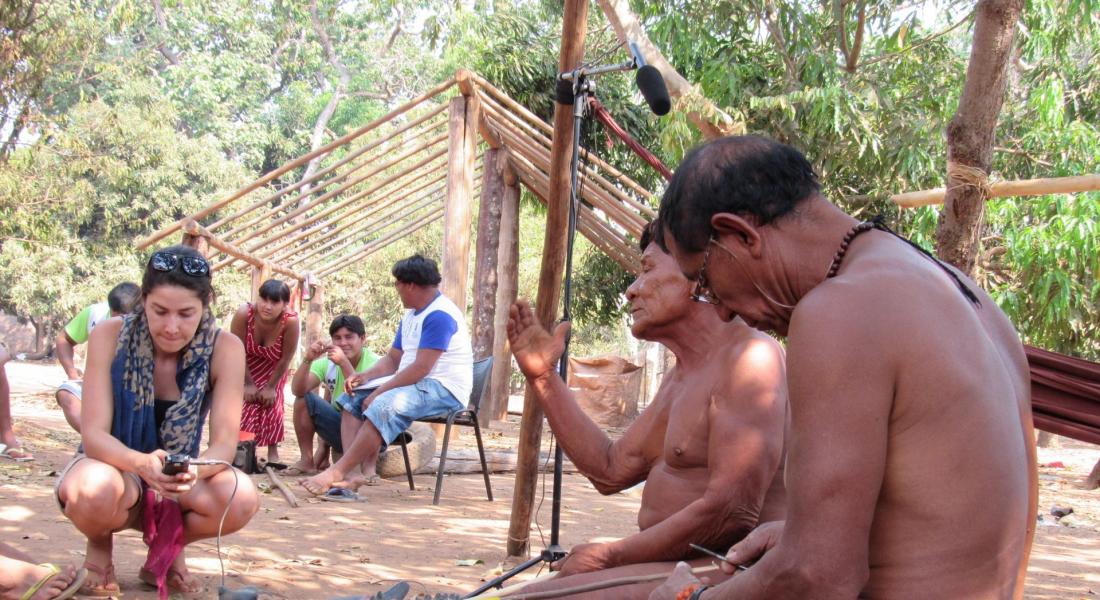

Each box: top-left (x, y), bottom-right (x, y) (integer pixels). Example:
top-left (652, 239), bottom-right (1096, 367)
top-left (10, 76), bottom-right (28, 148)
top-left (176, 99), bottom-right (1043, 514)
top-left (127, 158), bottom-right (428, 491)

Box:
top-left (2, 359), bottom-right (1098, 599)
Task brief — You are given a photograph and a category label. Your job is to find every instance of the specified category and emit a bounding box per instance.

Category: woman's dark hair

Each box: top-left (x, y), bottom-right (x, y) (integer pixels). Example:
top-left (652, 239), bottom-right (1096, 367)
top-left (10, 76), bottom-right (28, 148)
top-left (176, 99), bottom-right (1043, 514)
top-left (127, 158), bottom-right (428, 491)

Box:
top-left (329, 314), bottom-right (366, 337)
top-left (658, 135), bottom-right (821, 253)
top-left (142, 245), bottom-right (214, 306)
top-left (107, 282), bottom-right (141, 314)
top-left (258, 279), bottom-right (291, 303)
top-left (391, 254), bottom-right (442, 286)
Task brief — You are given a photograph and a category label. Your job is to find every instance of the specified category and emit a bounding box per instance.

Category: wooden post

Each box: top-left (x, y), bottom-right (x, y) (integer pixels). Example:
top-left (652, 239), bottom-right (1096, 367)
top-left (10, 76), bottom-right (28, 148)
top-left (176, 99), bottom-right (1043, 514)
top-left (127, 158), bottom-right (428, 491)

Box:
top-left (251, 262), bottom-right (272, 302)
top-left (181, 232), bottom-right (210, 257)
top-left (507, 0), bottom-right (588, 559)
top-left (305, 282), bottom-right (325, 348)
top-left (441, 92), bottom-right (478, 312)
top-left (484, 158), bottom-right (520, 426)
top-left (471, 149), bottom-right (506, 360)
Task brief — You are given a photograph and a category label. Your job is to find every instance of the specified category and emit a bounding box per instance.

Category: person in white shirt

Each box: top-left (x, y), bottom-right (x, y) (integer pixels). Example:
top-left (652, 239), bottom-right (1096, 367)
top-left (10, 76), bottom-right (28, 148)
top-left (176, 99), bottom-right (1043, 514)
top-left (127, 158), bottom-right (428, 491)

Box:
top-left (301, 254), bottom-right (472, 495)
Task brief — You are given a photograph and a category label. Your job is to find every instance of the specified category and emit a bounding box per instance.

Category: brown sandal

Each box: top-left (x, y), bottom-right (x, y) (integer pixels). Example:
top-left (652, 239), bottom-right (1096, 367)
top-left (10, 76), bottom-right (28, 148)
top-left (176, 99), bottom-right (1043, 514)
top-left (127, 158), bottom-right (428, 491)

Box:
top-left (139, 566), bottom-right (203, 595)
top-left (80, 561), bottom-right (122, 597)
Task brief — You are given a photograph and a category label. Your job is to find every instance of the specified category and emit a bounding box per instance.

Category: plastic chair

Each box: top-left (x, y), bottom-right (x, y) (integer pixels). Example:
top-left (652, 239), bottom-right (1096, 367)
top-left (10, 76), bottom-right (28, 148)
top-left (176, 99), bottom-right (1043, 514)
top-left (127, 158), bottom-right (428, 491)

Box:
top-left (399, 357), bottom-right (494, 505)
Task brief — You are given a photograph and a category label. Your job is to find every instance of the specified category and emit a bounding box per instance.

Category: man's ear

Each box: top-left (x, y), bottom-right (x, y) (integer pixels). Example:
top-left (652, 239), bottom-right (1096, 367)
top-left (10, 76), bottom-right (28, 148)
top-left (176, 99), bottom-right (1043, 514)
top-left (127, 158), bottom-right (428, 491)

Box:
top-left (710, 213), bottom-right (764, 258)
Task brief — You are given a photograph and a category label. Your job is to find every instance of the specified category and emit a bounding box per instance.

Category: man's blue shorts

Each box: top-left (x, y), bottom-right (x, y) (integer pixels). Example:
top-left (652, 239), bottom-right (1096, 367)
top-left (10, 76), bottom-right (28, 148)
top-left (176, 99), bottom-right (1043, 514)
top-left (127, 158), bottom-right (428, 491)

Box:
top-left (334, 378), bottom-right (463, 446)
top-left (304, 392), bottom-right (343, 453)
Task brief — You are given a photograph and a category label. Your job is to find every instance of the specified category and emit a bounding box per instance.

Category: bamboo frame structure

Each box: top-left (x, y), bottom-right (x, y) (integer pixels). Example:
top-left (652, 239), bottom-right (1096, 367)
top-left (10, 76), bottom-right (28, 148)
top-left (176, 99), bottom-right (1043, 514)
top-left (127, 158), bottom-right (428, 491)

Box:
top-left (139, 69), bottom-right (663, 345)
top-left (137, 76), bottom-right (459, 250)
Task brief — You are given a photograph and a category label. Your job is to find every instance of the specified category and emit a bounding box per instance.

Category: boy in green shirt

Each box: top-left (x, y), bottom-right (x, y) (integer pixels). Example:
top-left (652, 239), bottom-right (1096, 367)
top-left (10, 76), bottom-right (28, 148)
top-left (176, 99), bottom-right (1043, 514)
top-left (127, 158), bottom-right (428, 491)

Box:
top-left (54, 282), bottom-right (140, 433)
top-left (289, 314), bottom-right (378, 474)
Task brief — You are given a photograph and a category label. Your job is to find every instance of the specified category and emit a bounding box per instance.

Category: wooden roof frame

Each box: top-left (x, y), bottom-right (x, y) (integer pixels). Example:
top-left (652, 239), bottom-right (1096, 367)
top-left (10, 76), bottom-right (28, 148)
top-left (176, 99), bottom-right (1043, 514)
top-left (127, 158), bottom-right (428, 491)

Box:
top-left (138, 69), bottom-right (659, 285)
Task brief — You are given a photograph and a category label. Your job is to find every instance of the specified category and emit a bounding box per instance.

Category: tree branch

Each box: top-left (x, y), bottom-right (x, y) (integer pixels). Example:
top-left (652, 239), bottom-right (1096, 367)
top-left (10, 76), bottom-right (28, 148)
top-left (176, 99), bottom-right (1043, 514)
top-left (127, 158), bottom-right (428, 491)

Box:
top-left (151, 0), bottom-right (180, 66)
top-left (596, 0), bottom-right (742, 139)
top-left (761, 0), bottom-right (799, 85)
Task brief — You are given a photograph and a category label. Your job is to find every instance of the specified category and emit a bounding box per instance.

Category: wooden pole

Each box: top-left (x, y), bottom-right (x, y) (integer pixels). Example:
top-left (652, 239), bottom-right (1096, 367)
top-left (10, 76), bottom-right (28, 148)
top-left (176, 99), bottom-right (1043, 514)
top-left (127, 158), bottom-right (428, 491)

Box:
top-left (472, 148), bottom-right (506, 361)
top-left (507, 0), bottom-right (588, 559)
top-left (485, 161), bottom-right (521, 425)
top-left (251, 262), bottom-right (272, 302)
top-left (440, 93), bottom-right (478, 312)
top-left (302, 195), bottom-right (443, 274)
top-left (180, 233), bottom-right (210, 257)
top-left (471, 77), bottom-right (658, 207)
top-left (180, 219), bottom-right (302, 280)
top-left (219, 122), bottom-right (446, 242)
top-left (208, 103), bottom-right (449, 233)
top-left (892, 173), bottom-right (1100, 208)
top-left (283, 178), bottom-right (450, 269)
top-left (136, 76), bottom-right (459, 250)
top-left (306, 282), bottom-right (325, 347)
top-left (230, 135), bottom-right (448, 256)
top-left (314, 210), bottom-right (446, 279)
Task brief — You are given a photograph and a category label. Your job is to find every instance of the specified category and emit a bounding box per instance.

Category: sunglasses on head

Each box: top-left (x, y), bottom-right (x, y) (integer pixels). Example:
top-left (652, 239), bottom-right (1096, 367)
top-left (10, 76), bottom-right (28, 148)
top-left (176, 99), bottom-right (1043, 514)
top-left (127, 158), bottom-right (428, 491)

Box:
top-left (150, 251), bottom-right (210, 277)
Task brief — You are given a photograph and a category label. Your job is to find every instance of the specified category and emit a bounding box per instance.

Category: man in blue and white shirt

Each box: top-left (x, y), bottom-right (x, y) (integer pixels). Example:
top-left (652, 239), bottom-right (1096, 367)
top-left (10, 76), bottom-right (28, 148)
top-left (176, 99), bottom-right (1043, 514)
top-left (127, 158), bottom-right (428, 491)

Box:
top-left (302, 254), bottom-right (472, 495)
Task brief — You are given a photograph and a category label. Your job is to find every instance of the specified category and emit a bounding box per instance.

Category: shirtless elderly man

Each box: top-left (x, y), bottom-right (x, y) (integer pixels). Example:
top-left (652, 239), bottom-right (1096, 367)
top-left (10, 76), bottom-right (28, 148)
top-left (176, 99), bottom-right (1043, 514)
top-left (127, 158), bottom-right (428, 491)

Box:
top-left (649, 135), bottom-right (1036, 600)
top-left (507, 222), bottom-right (787, 599)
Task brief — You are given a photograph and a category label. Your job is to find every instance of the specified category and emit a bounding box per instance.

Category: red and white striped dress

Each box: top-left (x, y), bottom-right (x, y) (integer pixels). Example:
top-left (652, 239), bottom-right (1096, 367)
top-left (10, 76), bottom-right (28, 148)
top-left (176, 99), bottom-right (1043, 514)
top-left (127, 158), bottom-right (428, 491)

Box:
top-left (239, 304), bottom-right (297, 446)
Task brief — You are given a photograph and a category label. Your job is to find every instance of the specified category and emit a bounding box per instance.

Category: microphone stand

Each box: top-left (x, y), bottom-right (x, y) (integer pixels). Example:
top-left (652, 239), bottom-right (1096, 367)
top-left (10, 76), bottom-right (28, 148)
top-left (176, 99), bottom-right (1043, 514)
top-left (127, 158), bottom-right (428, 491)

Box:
top-left (465, 63), bottom-right (635, 598)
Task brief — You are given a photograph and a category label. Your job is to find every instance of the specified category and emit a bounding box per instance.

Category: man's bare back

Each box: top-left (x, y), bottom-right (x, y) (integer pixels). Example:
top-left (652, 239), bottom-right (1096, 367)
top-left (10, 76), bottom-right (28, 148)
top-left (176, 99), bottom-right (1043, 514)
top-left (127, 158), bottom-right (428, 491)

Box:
top-left (819, 237), bottom-right (1033, 597)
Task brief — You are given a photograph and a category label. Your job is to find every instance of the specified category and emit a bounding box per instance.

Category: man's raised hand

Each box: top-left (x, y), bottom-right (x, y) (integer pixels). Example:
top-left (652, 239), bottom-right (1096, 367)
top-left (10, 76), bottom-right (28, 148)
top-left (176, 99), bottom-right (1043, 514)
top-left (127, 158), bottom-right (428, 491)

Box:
top-left (507, 299), bottom-right (569, 381)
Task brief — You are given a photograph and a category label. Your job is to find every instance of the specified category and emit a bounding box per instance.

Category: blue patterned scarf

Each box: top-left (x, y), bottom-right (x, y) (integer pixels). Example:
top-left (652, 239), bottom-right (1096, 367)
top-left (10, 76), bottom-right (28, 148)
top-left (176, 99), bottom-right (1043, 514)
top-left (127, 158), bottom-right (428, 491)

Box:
top-left (110, 308), bottom-right (218, 457)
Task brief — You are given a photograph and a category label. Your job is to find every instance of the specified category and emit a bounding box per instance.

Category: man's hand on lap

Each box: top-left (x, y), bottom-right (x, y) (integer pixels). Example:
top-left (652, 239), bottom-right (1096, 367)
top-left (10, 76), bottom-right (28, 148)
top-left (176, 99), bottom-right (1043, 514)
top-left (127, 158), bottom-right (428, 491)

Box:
top-left (552, 542), bottom-right (619, 576)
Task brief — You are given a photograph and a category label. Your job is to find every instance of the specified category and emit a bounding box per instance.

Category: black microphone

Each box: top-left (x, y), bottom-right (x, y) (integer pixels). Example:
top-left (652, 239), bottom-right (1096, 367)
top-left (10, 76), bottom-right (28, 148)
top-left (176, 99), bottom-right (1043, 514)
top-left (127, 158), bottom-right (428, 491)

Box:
top-left (636, 64), bottom-right (671, 116)
top-left (628, 40), bottom-right (671, 116)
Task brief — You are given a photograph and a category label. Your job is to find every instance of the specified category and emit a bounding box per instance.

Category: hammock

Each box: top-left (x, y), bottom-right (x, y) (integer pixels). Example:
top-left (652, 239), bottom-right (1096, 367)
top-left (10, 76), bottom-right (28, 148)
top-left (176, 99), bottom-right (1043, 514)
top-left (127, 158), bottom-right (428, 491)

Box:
top-left (1027, 345), bottom-right (1100, 445)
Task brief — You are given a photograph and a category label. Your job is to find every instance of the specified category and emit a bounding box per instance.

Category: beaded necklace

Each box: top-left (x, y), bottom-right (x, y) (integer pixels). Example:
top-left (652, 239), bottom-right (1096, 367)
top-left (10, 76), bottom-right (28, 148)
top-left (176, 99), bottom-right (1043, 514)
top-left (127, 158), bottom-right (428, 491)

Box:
top-left (826, 217), bottom-right (883, 278)
top-left (823, 215), bottom-right (982, 306)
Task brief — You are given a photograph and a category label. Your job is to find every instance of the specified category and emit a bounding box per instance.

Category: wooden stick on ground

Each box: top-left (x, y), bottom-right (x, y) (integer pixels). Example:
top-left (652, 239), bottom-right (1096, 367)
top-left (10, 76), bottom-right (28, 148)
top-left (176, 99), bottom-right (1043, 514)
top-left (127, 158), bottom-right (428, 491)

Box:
top-left (265, 466), bottom-right (299, 508)
top-left (469, 564), bottom-right (721, 600)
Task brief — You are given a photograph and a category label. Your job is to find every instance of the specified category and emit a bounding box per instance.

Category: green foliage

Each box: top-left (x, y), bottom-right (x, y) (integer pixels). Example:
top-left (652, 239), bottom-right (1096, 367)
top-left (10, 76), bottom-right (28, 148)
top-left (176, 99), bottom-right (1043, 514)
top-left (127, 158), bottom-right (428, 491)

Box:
top-left (1, 0), bottom-right (1096, 363)
top-left (636, 0), bottom-right (1099, 358)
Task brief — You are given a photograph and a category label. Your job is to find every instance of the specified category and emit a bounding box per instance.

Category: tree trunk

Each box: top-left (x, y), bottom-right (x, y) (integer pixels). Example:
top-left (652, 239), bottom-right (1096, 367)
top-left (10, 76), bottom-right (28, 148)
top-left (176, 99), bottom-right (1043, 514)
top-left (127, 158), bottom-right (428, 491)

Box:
top-left (596, 0), bottom-right (742, 139)
top-left (934, 0), bottom-right (1023, 275)
top-left (485, 160), bottom-right (521, 425)
top-left (471, 149), bottom-right (506, 361)
top-left (299, 0), bottom-right (352, 207)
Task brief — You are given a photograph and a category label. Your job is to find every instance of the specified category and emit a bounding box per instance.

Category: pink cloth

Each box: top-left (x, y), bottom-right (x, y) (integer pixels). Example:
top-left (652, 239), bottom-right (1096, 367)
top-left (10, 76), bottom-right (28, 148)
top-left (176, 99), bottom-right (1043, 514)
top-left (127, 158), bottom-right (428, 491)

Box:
top-left (142, 488), bottom-right (184, 600)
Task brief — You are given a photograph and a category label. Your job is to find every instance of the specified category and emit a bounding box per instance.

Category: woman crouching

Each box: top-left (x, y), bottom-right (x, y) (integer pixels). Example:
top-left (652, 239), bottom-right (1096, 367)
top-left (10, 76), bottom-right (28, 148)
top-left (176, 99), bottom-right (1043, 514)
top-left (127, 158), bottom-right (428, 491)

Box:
top-left (56, 245), bottom-right (259, 597)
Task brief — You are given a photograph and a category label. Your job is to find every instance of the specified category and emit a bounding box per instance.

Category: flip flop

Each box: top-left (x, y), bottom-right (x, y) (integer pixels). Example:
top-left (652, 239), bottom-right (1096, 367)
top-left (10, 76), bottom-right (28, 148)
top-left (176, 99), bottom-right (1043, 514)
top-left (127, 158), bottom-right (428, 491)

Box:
top-left (320, 487), bottom-right (361, 502)
top-left (19, 564), bottom-right (86, 600)
top-left (0, 443), bottom-right (34, 462)
top-left (139, 566), bottom-right (203, 595)
top-left (283, 465), bottom-right (317, 476)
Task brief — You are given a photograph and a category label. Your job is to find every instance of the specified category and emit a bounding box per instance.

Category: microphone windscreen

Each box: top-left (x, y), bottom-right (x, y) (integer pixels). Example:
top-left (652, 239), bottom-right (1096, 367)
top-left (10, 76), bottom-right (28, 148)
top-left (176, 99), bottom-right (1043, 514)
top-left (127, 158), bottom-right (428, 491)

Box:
top-left (635, 65), bottom-right (671, 116)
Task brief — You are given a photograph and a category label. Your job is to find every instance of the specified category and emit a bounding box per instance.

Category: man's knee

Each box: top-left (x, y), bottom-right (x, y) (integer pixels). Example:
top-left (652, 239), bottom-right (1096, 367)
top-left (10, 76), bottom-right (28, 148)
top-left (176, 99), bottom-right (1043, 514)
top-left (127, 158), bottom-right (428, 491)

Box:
top-left (55, 389), bottom-right (79, 409)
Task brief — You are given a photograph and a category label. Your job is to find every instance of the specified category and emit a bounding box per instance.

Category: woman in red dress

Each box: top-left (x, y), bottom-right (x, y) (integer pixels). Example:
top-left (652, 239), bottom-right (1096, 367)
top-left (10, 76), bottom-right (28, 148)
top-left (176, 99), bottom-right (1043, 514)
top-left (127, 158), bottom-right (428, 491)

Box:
top-left (230, 279), bottom-right (299, 463)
